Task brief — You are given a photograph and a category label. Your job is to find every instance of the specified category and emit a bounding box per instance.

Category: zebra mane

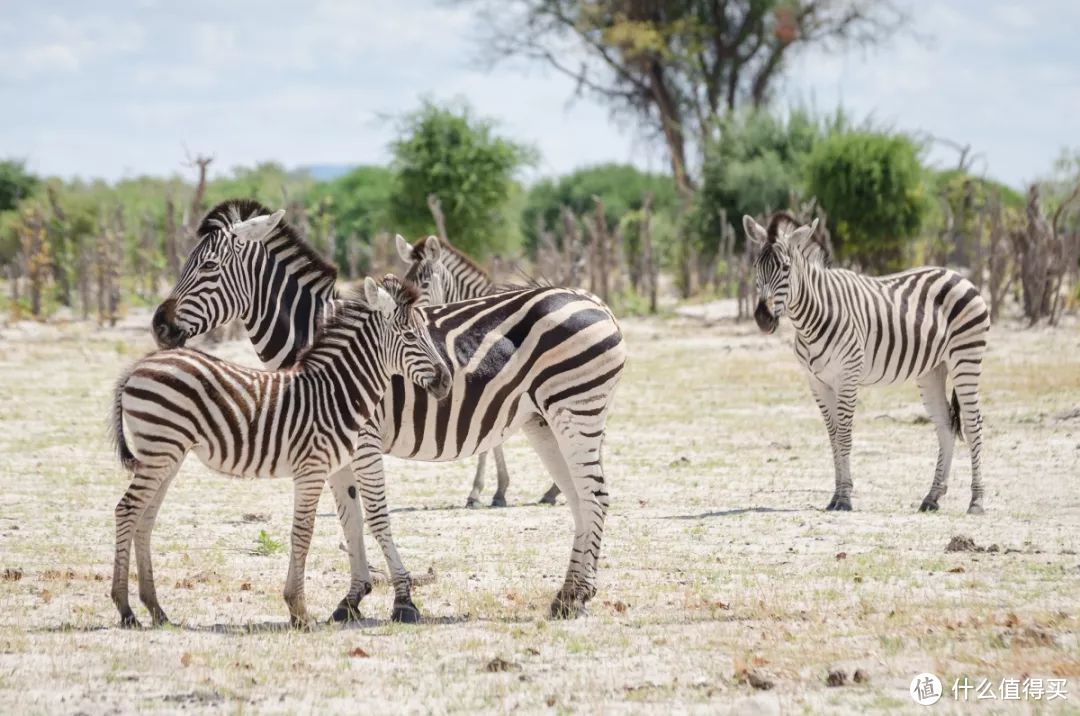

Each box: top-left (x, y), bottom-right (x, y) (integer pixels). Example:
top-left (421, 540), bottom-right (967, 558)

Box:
top-left (766, 210), bottom-right (832, 268)
top-left (295, 278), bottom-right (421, 368)
top-left (410, 235), bottom-right (489, 279)
top-left (200, 199), bottom-right (338, 285)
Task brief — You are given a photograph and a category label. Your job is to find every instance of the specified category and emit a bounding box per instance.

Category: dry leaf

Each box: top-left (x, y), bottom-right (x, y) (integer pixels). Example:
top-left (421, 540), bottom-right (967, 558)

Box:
top-left (835, 552), bottom-right (847, 560)
top-left (239, 581), bottom-right (252, 591)
top-left (180, 653), bottom-right (192, 667)
top-left (348, 647), bottom-right (370, 658)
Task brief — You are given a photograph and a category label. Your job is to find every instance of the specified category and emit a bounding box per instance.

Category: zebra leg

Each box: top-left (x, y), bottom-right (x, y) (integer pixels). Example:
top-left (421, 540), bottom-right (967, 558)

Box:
top-left (917, 364), bottom-right (955, 512)
top-left (112, 467), bottom-right (170, 628)
top-left (537, 482), bottom-right (561, 505)
top-left (490, 447), bottom-right (510, 508)
top-left (283, 474), bottom-right (325, 630)
top-left (828, 379), bottom-right (858, 511)
top-left (465, 452), bottom-right (487, 508)
top-left (133, 468), bottom-right (179, 626)
top-left (327, 467), bottom-right (374, 623)
top-left (524, 414), bottom-right (608, 619)
top-left (951, 364), bottom-right (986, 515)
top-left (350, 440), bottom-right (419, 623)
top-left (808, 376), bottom-right (851, 511)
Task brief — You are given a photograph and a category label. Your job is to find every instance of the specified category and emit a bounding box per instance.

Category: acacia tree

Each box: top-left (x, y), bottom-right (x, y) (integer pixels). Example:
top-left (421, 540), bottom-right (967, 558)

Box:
top-left (468, 0), bottom-right (907, 197)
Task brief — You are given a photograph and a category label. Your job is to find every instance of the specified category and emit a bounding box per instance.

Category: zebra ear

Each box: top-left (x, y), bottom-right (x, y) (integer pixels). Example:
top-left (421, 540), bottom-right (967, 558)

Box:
top-left (233, 209), bottom-right (285, 244)
top-left (364, 277), bottom-right (395, 318)
top-left (395, 234), bottom-right (414, 264)
top-left (789, 219), bottom-right (819, 247)
top-left (423, 236), bottom-right (442, 261)
top-left (742, 215), bottom-right (768, 247)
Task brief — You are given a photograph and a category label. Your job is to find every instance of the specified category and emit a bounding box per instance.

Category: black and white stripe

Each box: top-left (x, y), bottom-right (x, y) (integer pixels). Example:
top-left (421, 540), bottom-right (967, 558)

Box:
top-left (396, 234), bottom-right (562, 507)
top-left (746, 212), bottom-right (989, 513)
top-left (112, 275), bottom-right (451, 628)
top-left (153, 200), bottom-right (627, 621)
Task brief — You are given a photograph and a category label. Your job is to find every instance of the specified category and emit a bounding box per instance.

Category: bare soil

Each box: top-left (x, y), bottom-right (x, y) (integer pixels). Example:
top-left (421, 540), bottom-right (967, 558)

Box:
top-left (1, 310), bottom-right (1078, 713)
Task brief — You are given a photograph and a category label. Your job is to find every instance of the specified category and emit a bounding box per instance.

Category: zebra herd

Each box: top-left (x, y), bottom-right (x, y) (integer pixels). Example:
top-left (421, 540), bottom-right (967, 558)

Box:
top-left (109, 199), bottom-right (989, 628)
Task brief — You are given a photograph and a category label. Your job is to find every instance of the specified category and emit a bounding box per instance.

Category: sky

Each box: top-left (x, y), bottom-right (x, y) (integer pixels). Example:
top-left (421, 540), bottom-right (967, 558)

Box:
top-left (4, 0), bottom-right (1078, 189)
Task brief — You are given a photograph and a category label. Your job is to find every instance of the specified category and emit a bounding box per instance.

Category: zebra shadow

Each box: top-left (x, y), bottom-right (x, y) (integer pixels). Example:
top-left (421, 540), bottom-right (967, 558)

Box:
top-left (662, 507), bottom-right (803, 520)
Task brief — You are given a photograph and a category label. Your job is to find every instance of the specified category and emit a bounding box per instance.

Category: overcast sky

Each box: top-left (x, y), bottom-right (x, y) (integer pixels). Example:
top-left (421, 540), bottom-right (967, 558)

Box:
top-left (4, 1), bottom-right (1077, 189)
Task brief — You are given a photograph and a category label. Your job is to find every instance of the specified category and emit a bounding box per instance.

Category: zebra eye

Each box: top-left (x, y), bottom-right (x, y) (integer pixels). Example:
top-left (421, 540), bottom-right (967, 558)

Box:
top-left (201, 260), bottom-right (220, 273)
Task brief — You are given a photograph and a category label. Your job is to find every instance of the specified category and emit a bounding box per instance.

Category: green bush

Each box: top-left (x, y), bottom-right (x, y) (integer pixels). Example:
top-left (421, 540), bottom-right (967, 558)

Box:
top-left (805, 131), bottom-right (927, 271)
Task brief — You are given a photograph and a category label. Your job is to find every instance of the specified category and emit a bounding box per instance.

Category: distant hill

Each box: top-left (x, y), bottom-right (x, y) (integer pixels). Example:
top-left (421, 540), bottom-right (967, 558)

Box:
top-left (299, 164), bottom-right (357, 182)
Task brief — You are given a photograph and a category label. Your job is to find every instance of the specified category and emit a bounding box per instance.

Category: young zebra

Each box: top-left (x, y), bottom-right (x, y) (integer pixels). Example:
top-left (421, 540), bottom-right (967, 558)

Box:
top-left (152, 200), bottom-right (626, 621)
top-left (110, 272), bottom-right (451, 629)
top-left (395, 233), bottom-right (562, 508)
top-left (745, 212), bottom-right (989, 514)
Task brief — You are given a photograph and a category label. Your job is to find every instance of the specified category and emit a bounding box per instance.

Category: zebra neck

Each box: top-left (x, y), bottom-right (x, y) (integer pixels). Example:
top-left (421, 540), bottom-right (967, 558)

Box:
top-left (444, 252), bottom-right (494, 301)
top-left (244, 269), bottom-right (337, 370)
top-left (296, 318), bottom-right (389, 423)
top-left (785, 254), bottom-right (823, 333)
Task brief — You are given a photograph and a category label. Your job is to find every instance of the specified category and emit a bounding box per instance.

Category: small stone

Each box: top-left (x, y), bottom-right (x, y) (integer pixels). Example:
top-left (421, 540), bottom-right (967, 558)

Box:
top-left (826, 669), bottom-right (847, 687)
top-left (853, 669), bottom-right (869, 684)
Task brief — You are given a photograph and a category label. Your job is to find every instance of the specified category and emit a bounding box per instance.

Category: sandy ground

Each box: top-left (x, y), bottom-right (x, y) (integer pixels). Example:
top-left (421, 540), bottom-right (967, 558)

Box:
top-left (0, 308), bottom-right (1078, 714)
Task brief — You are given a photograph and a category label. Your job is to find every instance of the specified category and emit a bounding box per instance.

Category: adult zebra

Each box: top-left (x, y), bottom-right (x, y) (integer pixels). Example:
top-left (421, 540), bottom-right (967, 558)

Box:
top-left (745, 212), bottom-right (989, 514)
top-left (111, 273), bottom-right (451, 628)
top-left (152, 200), bottom-right (626, 620)
top-left (394, 234), bottom-right (561, 508)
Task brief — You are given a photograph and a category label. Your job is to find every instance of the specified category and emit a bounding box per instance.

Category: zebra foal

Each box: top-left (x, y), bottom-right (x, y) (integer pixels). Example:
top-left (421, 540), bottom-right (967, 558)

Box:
top-left (109, 268), bottom-right (451, 628)
top-left (745, 212), bottom-right (989, 514)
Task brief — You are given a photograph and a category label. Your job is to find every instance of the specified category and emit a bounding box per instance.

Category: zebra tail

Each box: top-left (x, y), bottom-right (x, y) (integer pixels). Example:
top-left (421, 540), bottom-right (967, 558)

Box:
top-left (108, 366), bottom-right (138, 473)
top-left (950, 390), bottom-right (964, 441)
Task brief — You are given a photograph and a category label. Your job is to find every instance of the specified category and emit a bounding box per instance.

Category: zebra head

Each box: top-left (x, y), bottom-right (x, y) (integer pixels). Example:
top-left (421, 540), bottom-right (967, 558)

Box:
top-left (152, 205), bottom-right (285, 349)
top-left (396, 234), bottom-right (450, 305)
top-left (744, 214), bottom-right (819, 334)
top-left (366, 274), bottom-right (452, 400)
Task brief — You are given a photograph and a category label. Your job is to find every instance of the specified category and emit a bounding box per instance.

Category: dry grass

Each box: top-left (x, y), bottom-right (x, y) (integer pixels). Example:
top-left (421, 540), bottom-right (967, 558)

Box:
top-left (0, 311), bottom-right (1078, 713)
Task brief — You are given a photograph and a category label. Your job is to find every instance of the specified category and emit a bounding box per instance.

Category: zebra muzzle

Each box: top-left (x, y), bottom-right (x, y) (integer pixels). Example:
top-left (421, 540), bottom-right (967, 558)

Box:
top-left (152, 301), bottom-right (187, 349)
top-left (754, 300), bottom-right (779, 334)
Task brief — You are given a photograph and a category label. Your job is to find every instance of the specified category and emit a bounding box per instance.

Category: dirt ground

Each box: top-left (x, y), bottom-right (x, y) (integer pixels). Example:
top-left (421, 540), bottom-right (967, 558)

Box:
top-left (1, 308), bottom-right (1078, 714)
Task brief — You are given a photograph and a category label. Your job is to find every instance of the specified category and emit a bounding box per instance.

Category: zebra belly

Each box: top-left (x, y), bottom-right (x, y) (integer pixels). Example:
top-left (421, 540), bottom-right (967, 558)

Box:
top-left (379, 382), bottom-right (538, 462)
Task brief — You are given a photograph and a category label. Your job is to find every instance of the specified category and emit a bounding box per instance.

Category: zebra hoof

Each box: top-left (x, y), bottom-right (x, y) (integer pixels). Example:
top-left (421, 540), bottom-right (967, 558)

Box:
top-left (119, 612), bottom-right (142, 629)
top-left (549, 597), bottom-right (586, 620)
top-left (490, 496), bottom-right (507, 508)
top-left (150, 612), bottom-right (172, 628)
top-left (391, 599), bottom-right (421, 624)
top-left (918, 499), bottom-right (940, 513)
top-left (465, 498), bottom-right (481, 509)
top-left (289, 614), bottom-right (317, 631)
top-left (330, 598), bottom-right (363, 623)
top-left (967, 503), bottom-right (986, 515)
top-left (825, 497), bottom-right (852, 511)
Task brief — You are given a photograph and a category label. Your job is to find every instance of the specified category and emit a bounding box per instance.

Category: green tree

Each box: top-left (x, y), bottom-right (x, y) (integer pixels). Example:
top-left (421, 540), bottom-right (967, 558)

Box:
top-left (307, 165), bottom-right (394, 242)
top-left (0, 160), bottom-right (38, 213)
top-left (692, 107), bottom-right (825, 252)
top-left (805, 131), bottom-right (927, 271)
top-left (521, 163), bottom-right (677, 251)
top-left (389, 100), bottom-right (534, 258)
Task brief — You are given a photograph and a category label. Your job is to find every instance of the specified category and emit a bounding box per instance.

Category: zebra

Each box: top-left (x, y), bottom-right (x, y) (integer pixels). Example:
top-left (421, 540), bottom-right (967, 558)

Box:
top-left (151, 199), bottom-right (626, 621)
top-left (110, 270), bottom-right (452, 628)
top-left (745, 212), bottom-right (989, 514)
top-left (394, 233), bottom-right (562, 508)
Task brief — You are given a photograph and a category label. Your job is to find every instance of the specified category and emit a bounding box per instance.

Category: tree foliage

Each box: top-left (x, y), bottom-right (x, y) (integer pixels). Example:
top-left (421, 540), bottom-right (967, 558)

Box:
top-left (306, 165), bottom-right (394, 245)
top-left (805, 131), bottom-right (927, 271)
top-left (522, 163), bottom-right (677, 251)
top-left (389, 100), bottom-right (534, 258)
top-left (691, 108), bottom-right (824, 252)
top-left (0, 160), bottom-right (38, 214)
